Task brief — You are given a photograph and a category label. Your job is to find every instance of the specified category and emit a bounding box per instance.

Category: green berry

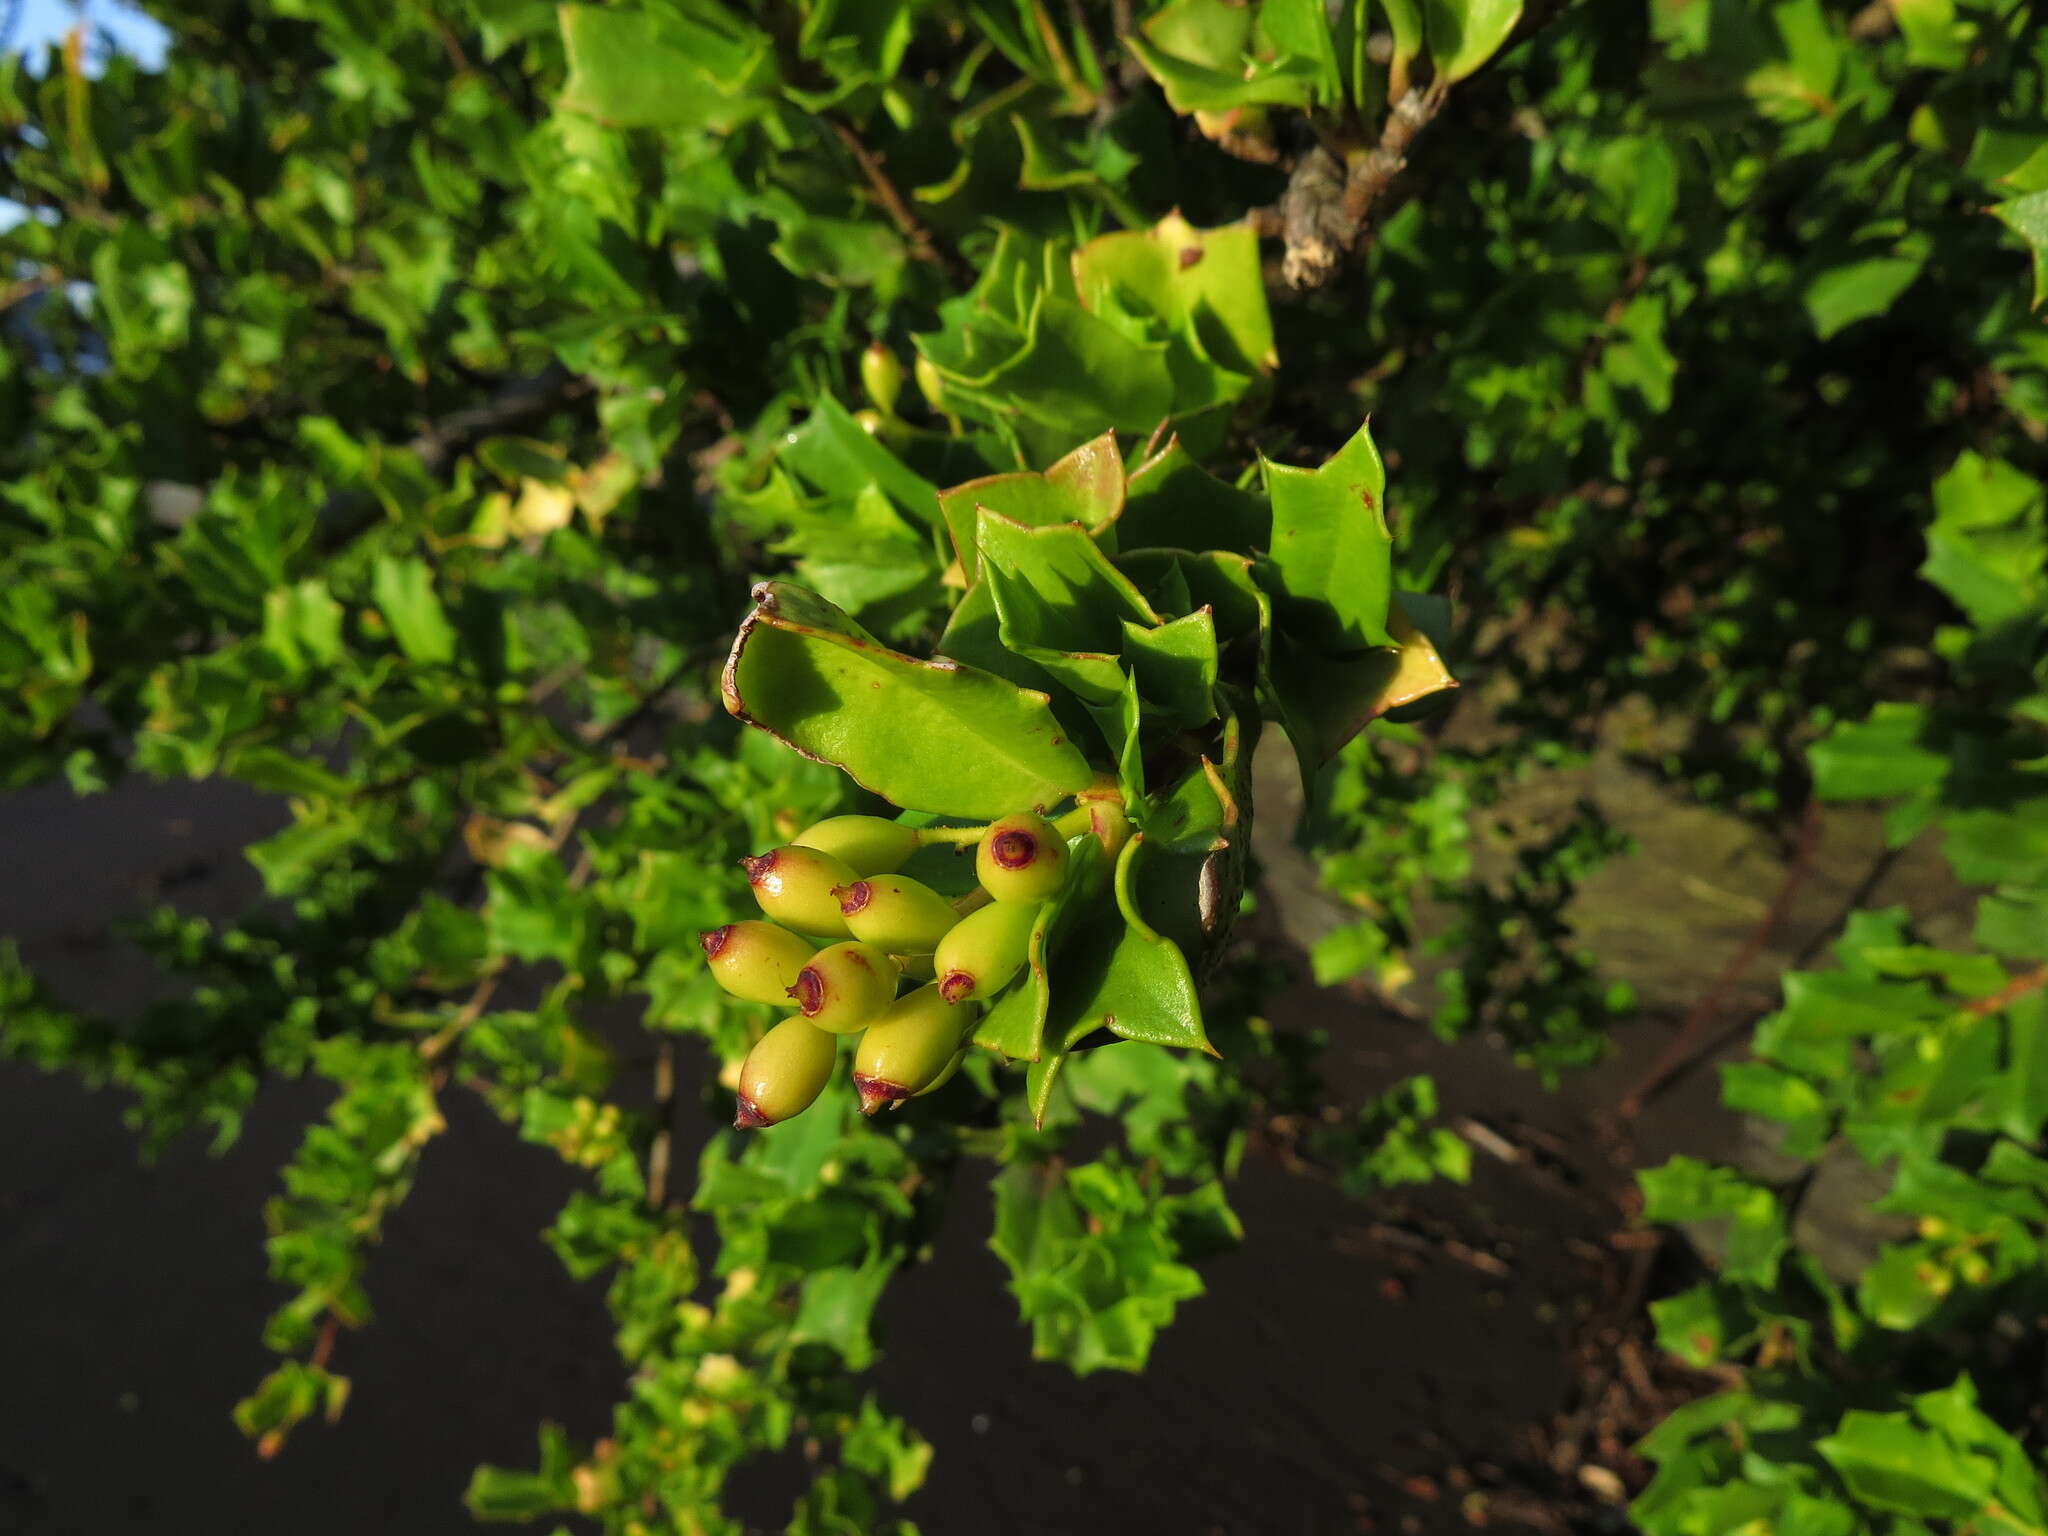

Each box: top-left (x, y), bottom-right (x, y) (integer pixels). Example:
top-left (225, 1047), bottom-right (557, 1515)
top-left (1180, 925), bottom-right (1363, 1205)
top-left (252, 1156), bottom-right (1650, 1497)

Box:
top-left (913, 353), bottom-right (948, 415)
top-left (734, 1016), bottom-right (838, 1129)
top-left (975, 812), bottom-right (1068, 903)
top-left (860, 342), bottom-right (904, 417)
top-left (789, 940), bottom-right (898, 1033)
top-left (853, 983), bottom-right (975, 1113)
top-left (836, 874), bottom-right (959, 954)
top-left (741, 845), bottom-right (857, 938)
top-left (700, 922), bottom-right (815, 1005)
top-left (792, 815), bottom-right (921, 875)
top-left (934, 899), bottom-right (1039, 1003)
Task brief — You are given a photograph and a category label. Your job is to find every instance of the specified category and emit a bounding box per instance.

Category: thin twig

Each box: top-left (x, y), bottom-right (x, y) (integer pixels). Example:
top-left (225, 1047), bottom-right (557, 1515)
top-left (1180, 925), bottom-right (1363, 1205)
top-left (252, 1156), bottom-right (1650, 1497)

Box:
top-left (826, 120), bottom-right (964, 283)
top-left (1618, 799), bottom-right (1824, 1117)
top-left (647, 1041), bottom-right (677, 1208)
top-left (1962, 964), bottom-right (2048, 1020)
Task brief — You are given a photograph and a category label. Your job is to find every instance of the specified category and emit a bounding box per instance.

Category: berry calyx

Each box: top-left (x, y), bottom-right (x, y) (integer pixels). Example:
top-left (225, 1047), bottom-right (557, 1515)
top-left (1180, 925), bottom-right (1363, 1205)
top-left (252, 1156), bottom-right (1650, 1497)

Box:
top-left (835, 874), bottom-right (959, 954)
top-left (852, 983), bottom-right (976, 1114)
top-left (733, 1017), bottom-right (838, 1130)
top-left (741, 845), bottom-right (858, 938)
top-left (700, 922), bottom-right (816, 1005)
top-left (975, 812), bottom-right (1068, 903)
top-left (792, 814), bottom-right (922, 875)
top-left (934, 900), bottom-right (1039, 1003)
top-left (789, 940), bottom-right (898, 1034)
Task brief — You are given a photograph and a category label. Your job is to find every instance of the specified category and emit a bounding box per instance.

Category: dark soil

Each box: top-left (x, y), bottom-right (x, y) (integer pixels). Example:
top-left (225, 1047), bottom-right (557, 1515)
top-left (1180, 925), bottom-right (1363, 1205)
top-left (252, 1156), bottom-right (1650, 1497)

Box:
top-left (0, 776), bottom-right (1704, 1535)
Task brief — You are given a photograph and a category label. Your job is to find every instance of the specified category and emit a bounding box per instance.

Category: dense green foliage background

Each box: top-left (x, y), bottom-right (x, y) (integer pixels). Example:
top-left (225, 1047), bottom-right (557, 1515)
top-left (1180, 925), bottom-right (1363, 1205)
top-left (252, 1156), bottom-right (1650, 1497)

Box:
top-left (4, 0), bottom-right (2046, 1530)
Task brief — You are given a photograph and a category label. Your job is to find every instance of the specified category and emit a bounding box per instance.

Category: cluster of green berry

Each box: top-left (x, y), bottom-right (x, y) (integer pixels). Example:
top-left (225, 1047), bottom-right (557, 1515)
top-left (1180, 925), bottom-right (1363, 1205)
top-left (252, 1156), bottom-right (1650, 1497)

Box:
top-left (703, 809), bottom-right (1073, 1128)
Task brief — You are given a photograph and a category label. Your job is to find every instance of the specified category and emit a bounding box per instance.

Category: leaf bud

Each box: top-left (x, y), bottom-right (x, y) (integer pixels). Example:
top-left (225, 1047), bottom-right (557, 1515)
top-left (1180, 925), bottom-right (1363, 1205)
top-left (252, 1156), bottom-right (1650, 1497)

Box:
top-left (934, 900), bottom-right (1039, 1003)
top-left (699, 921), bottom-right (815, 1005)
top-left (860, 342), bottom-right (904, 417)
top-left (975, 812), bottom-right (1068, 903)
top-left (853, 983), bottom-right (975, 1113)
top-left (741, 845), bottom-right (858, 938)
top-left (792, 814), bottom-right (921, 875)
top-left (733, 1017), bottom-right (837, 1129)
top-left (788, 940), bottom-right (898, 1033)
top-left (836, 874), bottom-right (959, 953)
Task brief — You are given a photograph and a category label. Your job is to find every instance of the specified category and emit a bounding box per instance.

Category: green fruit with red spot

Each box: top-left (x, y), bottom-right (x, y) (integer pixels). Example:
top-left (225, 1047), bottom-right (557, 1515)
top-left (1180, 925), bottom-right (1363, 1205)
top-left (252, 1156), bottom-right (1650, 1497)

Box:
top-left (935, 899), bottom-right (1039, 1003)
top-left (853, 983), bottom-right (975, 1113)
top-left (734, 1017), bottom-right (838, 1129)
top-left (789, 940), bottom-right (898, 1033)
top-left (742, 845), bottom-right (857, 938)
top-left (837, 874), bottom-right (959, 953)
top-left (975, 812), bottom-right (1067, 903)
top-left (700, 922), bottom-right (816, 1004)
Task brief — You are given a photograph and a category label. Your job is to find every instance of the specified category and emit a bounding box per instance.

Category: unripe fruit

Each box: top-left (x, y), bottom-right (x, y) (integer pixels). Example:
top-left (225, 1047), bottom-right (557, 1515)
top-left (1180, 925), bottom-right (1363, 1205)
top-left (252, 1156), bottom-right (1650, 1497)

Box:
top-left (836, 874), bottom-right (959, 953)
top-left (860, 342), bottom-right (904, 417)
top-left (853, 983), bottom-right (975, 1113)
top-left (789, 940), bottom-right (898, 1033)
top-left (934, 899), bottom-right (1039, 1003)
top-left (792, 815), bottom-right (920, 875)
top-left (741, 845), bottom-right (858, 938)
top-left (975, 812), bottom-right (1068, 903)
top-left (733, 1017), bottom-right (838, 1129)
top-left (913, 353), bottom-right (948, 415)
top-left (700, 922), bottom-right (815, 1005)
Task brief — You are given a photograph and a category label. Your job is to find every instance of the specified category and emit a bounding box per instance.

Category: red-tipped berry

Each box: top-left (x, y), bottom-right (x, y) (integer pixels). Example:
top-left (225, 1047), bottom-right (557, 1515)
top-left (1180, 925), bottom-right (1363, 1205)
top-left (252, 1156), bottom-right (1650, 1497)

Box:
top-left (789, 940), bottom-right (897, 1034)
top-left (700, 922), bottom-right (815, 1005)
top-left (741, 845), bottom-right (857, 938)
top-left (733, 1017), bottom-right (838, 1130)
top-left (975, 812), bottom-right (1067, 903)
top-left (836, 874), bottom-right (959, 954)
top-left (852, 984), bottom-right (974, 1113)
top-left (934, 900), bottom-right (1039, 1003)
top-left (792, 814), bottom-right (921, 875)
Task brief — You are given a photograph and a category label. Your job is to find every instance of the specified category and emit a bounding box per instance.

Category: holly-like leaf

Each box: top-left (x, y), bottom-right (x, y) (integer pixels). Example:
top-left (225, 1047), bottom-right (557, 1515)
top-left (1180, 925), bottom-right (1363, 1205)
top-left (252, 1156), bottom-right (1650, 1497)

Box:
top-left (936, 429), bottom-right (1122, 577)
top-left (723, 581), bottom-right (1093, 817)
top-left (1260, 420), bottom-right (1395, 652)
top-left (978, 511), bottom-right (1160, 706)
top-left (1120, 435), bottom-right (1269, 555)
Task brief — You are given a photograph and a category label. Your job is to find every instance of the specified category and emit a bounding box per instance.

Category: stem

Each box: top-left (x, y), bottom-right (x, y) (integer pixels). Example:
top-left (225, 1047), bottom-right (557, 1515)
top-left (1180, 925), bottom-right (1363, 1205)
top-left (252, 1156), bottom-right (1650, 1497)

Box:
top-left (1618, 799), bottom-right (1823, 1117)
top-left (646, 1042), bottom-right (677, 1209)
top-left (951, 886), bottom-right (994, 918)
top-left (914, 821), bottom-right (992, 847)
top-left (1052, 803), bottom-right (1096, 838)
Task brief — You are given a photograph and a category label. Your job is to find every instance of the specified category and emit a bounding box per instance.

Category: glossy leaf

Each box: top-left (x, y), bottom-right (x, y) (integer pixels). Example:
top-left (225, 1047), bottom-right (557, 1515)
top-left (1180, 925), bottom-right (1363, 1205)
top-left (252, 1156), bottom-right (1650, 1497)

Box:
top-left (723, 581), bottom-right (1093, 817)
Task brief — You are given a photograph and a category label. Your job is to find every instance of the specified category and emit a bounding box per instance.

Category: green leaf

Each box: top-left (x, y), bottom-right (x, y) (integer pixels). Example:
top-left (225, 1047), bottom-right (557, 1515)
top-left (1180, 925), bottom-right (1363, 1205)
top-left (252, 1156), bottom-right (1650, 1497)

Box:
top-left (1071, 212), bottom-right (1277, 382)
top-left (371, 556), bottom-right (457, 666)
top-left (1120, 436), bottom-right (1268, 554)
top-left (1423, 0), bottom-right (1524, 83)
top-left (1809, 704), bottom-right (1947, 801)
top-left (1043, 886), bottom-right (1212, 1057)
top-left (1804, 254), bottom-right (1927, 339)
top-left (1121, 608), bottom-right (1218, 727)
top-left (557, 4), bottom-right (773, 130)
top-left (1991, 189), bottom-right (2048, 309)
top-left (724, 582), bottom-right (1094, 818)
top-left (1639, 1156), bottom-right (1787, 1286)
top-left (936, 430), bottom-right (1123, 578)
top-left (978, 511), bottom-right (1159, 707)
top-left (1260, 420), bottom-right (1395, 651)
top-left (1817, 1411), bottom-right (1997, 1519)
